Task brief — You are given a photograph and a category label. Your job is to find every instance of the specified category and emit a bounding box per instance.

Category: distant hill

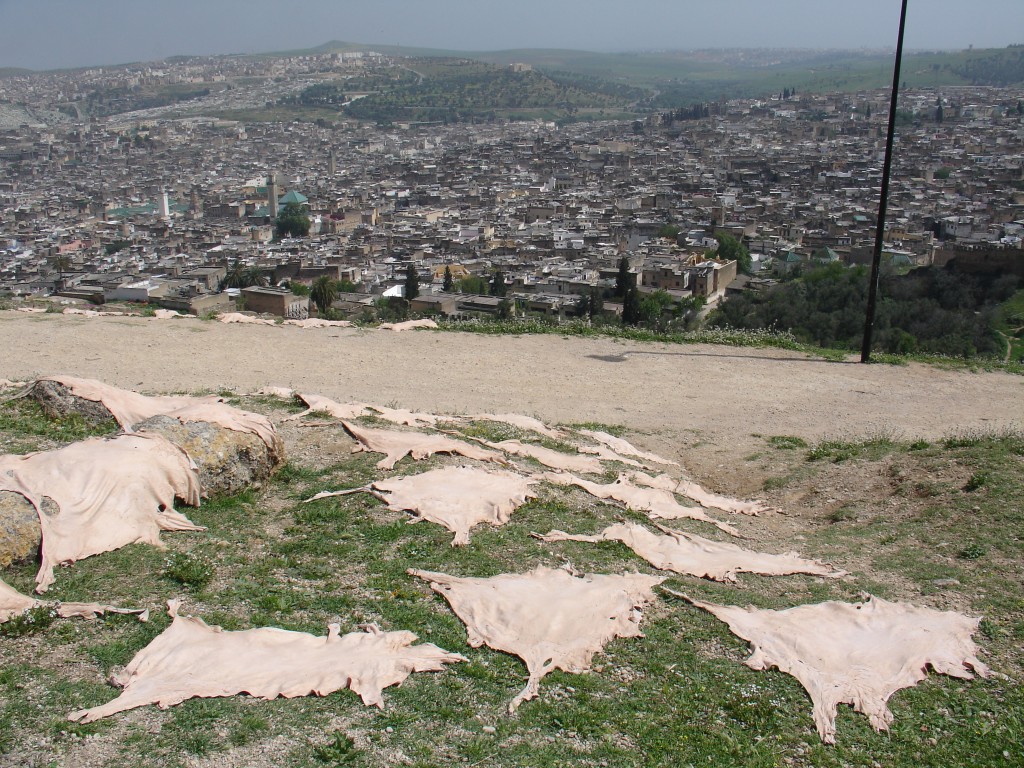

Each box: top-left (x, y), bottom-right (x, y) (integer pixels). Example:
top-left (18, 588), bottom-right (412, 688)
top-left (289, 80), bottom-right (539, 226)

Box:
top-left (285, 42), bottom-right (1024, 107)
top-left (335, 57), bottom-right (646, 123)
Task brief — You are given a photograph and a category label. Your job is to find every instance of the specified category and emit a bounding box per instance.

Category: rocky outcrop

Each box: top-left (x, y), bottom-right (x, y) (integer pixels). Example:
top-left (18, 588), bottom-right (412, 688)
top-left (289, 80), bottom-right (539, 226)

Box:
top-left (26, 379), bottom-right (116, 425)
top-left (135, 415), bottom-right (282, 496)
top-left (0, 491), bottom-right (42, 567)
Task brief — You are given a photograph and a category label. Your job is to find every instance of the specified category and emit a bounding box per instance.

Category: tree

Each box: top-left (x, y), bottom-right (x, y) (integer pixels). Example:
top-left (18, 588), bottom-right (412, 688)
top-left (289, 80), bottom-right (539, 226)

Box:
top-left (458, 275), bottom-right (489, 295)
top-left (442, 265), bottom-right (454, 292)
top-left (497, 298), bottom-right (513, 319)
top-left (936, 96), bottom-right (944, 124)
top-left (657, 224), bottom-right (680, 240)
top-left (490, 270), bottom-right (507, 297)
top-left (615, 256), bottom-right (631, 298)
top-left (49, 254), bottom-right (72, 285)
top-left (221, 261), bottom-right (266, 289)
top-left (576, 286), bottom-right (604, 319)
top-left (310, 275), bottom-right (337, 315)
top-left (714, 232), bottom-right (752, 275)
top-left (404, 263), bottom-right (420, 301)
top-left (289, 281), bottom-right (310, 296)
top-left (244, 267), bottom-right (268, 288)
top-left (275, 202), bottom-right (310, 239)
top-left (622, 287), bottom-right (641, 326)
top-left (865, 104), bottom-right (872, 119)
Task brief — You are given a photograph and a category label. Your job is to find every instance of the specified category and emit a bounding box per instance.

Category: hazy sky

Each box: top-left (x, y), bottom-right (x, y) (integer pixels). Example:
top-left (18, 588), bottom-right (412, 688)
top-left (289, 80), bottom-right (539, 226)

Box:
top-left (1, 0), bottom-right (1021, 71)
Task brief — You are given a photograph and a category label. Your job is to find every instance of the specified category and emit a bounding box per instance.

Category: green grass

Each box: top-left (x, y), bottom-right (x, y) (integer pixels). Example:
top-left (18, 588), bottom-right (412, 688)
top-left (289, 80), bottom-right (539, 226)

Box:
top-left (0, 397), bottom-right (119, 452)
top-left (1, 396), bottom-right (1022, 766)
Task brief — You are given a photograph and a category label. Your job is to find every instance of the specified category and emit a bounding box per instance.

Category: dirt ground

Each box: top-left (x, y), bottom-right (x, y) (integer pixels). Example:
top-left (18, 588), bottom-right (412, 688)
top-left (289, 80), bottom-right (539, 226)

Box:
top-left (1, 311), bottom-right (1021, 483)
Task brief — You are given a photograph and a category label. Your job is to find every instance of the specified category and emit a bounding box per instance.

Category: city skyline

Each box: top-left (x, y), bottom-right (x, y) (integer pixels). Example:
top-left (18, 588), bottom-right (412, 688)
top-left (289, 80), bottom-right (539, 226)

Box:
top-left (1, 0), bottom-right (1022, 72)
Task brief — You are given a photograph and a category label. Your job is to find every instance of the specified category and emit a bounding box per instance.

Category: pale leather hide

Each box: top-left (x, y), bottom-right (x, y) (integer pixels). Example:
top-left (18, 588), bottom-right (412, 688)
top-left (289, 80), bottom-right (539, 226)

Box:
top-left (39, 376), bottom-right (281, 455)
top-left (67, 600), bottom-right (465, 723)
top-left (282, 318), bottom-right (353, 328)
top-left (681, 593), bottom-right (990, 744)
top-left (410, 566), bottom-right (663, 712)
top-left (1, 576), bottom-right (147, 623)
top-left (537, 522), bottom-right (844, 582)
top-left (286, 393), bottom-right (438, 427)
top-left (467, 414), bottom-right (565, 440)
top-left (627, 471), bottom-right (771, 516)
top-left (0, 434), bottom-right (203, 592)
top-left (216, 312), bottom-right (276, 325)
top-left (306, 466), bottom-right (538, 545)
top-left (284, 393), bottom-right (370, 422)
top-left (484, 440), bottom-right (604, 474)
top-left (342, 421), bottom-right (505, 470)
top-left (543, 473), bottom-right (739, 536)
top-left (578, 430), bottom-right (679, 466)
top-left (378, 319), bottom-right (438, 331)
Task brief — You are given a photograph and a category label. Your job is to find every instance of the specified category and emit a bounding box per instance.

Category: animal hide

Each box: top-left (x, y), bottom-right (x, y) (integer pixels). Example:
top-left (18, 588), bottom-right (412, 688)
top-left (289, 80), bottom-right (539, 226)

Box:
top-left (152, 309), bottom-right (183, 319)
top-left (578, 430), bottom-right (678, 466)
top-left (306, 466), bottom-right (538, 546)
top-left (466, 414), bottom-right (564, 440)
top-left (1, 576), bottom-right (147, 623)
top-left (410, 566), bottom-right (663, 712)
top-left (575, 444), bottom-right (646, 468)
top-left (378, 319), bottom-right (438, 331)
top-left (37, 376), bottom-right (281, 456)
top-left (216, 312), bottom-right (276, 325)
top-left (283, 393), bottom-right (370, 422)
top-left (484, 440), bottom-right (604, 474)
top-left (62, 308), bottom-right (125, 317)
top-left (67, 600), bottom-right (465, 723)
top-left (253, 386), bottom-right (296, 399)
top-left (537, 522), bottom-right (844, 582)
top-left (627, 472), bottom-right (771, 516)
top-left (342, 421), bottom-right (505, 470)
top-left (543, 473), bottom-right (739, 536)
top-left (0, 434), bottom-right (203, 592)
top-left (285, 394), bottom-right (438, 427)
top-left (282, 318), bottom-right (353, 328)
top-left (367, 404), bottom-right (439, 428)
top-left (679, 593), bottom-right (990, 743)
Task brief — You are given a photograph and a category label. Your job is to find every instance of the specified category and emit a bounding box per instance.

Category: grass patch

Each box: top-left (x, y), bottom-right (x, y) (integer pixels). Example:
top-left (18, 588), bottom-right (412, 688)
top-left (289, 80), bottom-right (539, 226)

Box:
top-left (2, 397), bottom-right (1022, 766)
top-left (0, 397), bottom-right (119, 451)
top-left (768, 435), bottom-right (808, 450)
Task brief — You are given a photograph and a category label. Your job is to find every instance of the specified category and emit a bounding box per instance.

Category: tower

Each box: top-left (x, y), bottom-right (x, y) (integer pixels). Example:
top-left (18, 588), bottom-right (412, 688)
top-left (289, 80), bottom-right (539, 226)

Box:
top-left (267, 172), bottom-right (279, 219)
top-left (158, 188), bottom-right (170, 220)
top-left (328, 150), bottom-right (336, 177)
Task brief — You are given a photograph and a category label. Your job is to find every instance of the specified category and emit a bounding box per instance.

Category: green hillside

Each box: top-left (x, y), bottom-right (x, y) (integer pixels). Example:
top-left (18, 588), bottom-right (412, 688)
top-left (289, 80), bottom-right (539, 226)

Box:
top-left (340, 57), bottom-right (646, 123)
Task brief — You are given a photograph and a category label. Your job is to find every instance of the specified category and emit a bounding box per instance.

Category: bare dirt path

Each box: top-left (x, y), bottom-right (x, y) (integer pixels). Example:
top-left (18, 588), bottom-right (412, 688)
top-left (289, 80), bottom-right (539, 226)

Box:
top-left (2, 312), bottom-right (1021, 472)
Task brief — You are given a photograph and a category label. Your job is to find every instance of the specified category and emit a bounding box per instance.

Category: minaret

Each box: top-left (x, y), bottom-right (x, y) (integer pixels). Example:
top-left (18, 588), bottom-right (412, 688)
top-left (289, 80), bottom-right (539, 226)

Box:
top-left (158, 188), bottom-right (170, 220)
top-left (267, 172), bottom-right (279, 218)
top-left (328, 150), bottom-right (336, 177)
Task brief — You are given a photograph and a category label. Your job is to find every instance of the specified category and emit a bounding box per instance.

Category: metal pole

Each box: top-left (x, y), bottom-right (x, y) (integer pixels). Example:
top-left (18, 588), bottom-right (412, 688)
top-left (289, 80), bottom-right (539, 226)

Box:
top-left (861, 0), bottom-right (910, 363)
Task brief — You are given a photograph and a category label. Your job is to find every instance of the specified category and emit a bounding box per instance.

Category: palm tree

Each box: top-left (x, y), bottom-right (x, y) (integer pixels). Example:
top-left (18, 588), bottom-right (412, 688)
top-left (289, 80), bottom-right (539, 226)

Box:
top-left (310, 275), bottom-right (338, 316)
top-left (243, 267), bottom-right (268, 287)
top-left (50, 254), bottom-right (73, 288)
top-left (221, 260), bottom-right (248, 289)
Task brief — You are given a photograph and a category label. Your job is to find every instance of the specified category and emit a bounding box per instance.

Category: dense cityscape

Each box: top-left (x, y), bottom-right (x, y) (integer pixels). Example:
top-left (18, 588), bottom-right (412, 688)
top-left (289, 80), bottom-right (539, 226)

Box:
top-left (1, 50), bottom-right (1022, 343)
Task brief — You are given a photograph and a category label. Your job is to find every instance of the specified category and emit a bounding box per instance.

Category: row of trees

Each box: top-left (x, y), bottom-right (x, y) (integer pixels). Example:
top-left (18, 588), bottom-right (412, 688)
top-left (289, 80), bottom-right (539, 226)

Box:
top-left (710, 262), bottom-right (1018, 357)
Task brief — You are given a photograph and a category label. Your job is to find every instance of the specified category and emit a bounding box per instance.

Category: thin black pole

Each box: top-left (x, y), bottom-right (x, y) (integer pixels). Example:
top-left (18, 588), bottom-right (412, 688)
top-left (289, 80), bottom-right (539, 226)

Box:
top-left (861, 0), bottom-right (910, 362)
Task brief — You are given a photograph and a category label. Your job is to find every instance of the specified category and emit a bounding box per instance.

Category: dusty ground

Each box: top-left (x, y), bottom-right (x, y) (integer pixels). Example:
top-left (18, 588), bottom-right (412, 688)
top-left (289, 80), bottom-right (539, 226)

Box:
top-left (2, 312), bottom-right (1019, 468)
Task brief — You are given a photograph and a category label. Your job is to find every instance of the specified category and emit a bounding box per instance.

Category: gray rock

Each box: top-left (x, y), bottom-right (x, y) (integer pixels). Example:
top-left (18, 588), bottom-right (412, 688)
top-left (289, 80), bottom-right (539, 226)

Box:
top-left (135, 415), bottom-right (284, 497)
top-left (26, 380), bottom-right (115, 425)
top-left (0, 490), bottom-right (41, 567)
